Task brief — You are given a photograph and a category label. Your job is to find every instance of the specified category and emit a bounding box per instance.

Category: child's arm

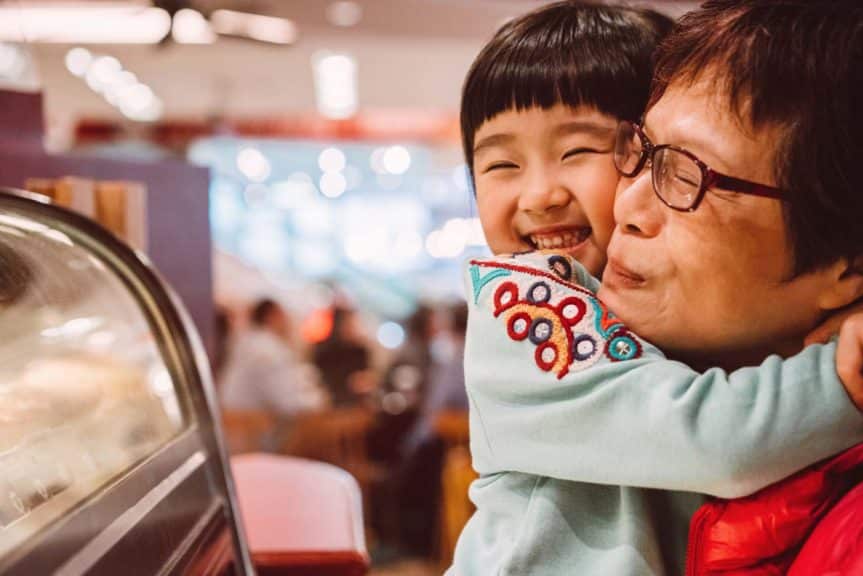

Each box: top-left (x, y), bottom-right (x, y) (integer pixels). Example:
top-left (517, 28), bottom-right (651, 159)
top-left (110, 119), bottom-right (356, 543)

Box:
top-left (835, 313), bottom-right (863, 410)
top-left (464, 253), bottom-right (863, 499)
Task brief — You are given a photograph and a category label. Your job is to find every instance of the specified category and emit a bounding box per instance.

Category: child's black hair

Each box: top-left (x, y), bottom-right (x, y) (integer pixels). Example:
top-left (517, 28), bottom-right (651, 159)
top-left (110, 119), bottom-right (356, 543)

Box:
top-left (460, 0), bottom-right (674, 178)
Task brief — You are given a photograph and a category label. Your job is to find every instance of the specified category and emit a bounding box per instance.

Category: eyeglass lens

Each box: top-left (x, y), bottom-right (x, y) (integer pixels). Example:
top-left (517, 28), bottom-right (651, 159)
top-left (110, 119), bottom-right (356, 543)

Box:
top-left (614, 123), bottom-right (704, 210)
top-left (653, 148), bottom-right (701, 209)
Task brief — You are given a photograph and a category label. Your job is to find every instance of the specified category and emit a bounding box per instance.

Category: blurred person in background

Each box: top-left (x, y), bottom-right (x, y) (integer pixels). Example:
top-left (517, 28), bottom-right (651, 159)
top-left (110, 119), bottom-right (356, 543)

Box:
top-left (404, 302), bottom-right (469, 455)
top-left (210, 306), bottom-right (231, 386)
top-left (312, 304), bottom-right (374, 407)
top-left (370, 304), bottom-right (439, 462)
top-left (220, 298), bottom-right (328, 415)
top-left (396, 302), bottom-right (468, 557)
top-left (372, 303), bottom-right (469, 560)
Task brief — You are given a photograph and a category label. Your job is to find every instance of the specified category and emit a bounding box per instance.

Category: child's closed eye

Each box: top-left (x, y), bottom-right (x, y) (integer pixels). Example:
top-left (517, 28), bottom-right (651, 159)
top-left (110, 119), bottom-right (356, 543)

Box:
top-left (561, 147), bottom-right (608, 161)
top-left (483, 161), bottom-right (519, 173)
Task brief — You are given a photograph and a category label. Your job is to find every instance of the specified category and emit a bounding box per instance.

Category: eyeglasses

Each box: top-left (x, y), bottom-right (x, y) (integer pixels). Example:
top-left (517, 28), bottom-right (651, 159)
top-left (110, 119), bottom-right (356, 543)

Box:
top-left (612, 121), bottom-right (785, 212)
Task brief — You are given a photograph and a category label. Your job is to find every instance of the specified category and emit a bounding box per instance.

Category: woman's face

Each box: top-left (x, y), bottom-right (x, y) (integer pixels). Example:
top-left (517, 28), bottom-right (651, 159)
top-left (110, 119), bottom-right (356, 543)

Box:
top-left (597, 78), bottom-right (842, 366)
top-left (472, 104), bottom-right (619, 276)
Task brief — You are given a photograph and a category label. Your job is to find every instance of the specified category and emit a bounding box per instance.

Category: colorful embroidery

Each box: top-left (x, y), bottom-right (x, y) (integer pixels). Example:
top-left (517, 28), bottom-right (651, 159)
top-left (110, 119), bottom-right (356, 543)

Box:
top-left (471, 266), bottom-right (512, 304)
top-left (469, 253), bottom-right (644, 379)
top-left (605, 330), bottom-right (642, 361)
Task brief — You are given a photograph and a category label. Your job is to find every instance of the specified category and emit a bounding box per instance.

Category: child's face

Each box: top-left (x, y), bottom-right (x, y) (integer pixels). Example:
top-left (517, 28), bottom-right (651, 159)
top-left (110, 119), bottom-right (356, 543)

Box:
top-left (472, 104), bottom-right (620, 276)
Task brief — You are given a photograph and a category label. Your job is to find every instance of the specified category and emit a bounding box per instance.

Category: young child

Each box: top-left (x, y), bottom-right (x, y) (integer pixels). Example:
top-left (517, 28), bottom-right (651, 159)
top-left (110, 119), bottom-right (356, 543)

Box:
top-left (450, 2), bottom-right (863, 574)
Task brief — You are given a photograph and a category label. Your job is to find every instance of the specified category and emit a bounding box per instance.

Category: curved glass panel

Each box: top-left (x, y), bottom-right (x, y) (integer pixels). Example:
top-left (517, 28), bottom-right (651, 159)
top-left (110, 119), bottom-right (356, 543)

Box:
top-left (0, 206), bottom-right (187, 559)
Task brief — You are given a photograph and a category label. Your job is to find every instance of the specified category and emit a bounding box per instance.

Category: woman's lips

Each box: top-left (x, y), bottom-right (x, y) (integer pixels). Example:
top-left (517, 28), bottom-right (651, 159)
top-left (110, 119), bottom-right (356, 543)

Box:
top-left (604, 258), bottom-right (646, 287)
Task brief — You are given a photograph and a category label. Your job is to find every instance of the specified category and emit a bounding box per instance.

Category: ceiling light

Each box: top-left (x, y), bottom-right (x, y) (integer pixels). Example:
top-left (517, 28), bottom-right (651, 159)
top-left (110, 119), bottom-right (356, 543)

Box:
top-left (0, 4), bottom-right (171, 44)
top-left (0, 43), bottom-right (28, 81)
top-left (312, 51), bottom-right (358, 119)
top-left (211, 10), bottom-right (297, 45)
top-left (64, 47), bottom-right (92, 77)
top-left (85, 55), bottom-right (122, 93)
top-left (172, 8), bottom-right (215, 44)
top-left (326, 1), bottom-right (363, 28)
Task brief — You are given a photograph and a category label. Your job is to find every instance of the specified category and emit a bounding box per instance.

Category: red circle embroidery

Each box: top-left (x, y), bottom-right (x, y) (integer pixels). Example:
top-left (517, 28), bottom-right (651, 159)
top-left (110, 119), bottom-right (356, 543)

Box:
top-left (557, 296), bottom-right (587, 327)
top-left (507, 311), bottom-right (532, 341)
top-left (535, 342), bottom-right (558, 371)
top-left (494, 281), bottom-right (519, 316)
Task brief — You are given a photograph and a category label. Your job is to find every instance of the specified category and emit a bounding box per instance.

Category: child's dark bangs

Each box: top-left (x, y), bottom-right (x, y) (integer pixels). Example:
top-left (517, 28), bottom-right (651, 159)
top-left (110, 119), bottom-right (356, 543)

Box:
top-left (472, 59), bottom-right (608, 131)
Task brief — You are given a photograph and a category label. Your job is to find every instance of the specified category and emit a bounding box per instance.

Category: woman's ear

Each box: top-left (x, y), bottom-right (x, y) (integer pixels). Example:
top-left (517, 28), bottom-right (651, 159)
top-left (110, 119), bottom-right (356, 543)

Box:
top-left (817, 256), bottom-right (863, 311)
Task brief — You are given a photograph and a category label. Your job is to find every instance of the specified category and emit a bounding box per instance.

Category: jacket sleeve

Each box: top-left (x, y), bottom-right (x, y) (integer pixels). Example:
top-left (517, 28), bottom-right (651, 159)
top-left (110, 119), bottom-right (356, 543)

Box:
top-left (464, 255), bottom-right (863, 498)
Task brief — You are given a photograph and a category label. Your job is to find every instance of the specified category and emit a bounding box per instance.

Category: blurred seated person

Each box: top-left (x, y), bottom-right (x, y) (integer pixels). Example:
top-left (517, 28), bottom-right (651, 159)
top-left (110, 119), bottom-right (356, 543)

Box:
top-left (375, 303), bottom-right (469, 558)
top-left (220, 298), bottom-right (328, 416)
top-left (404, 302), bottom-right (469, 454)
top-left (368, 305), bottom-right (438, 464)
top-left (312, 305), bottom-right (374, 407)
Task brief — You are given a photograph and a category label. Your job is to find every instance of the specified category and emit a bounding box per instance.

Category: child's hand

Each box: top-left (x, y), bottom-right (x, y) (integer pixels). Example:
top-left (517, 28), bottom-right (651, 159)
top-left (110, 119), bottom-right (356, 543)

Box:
top-left (835, 314), bottom-right (863, 411)
top-left (805, 300), bottom-right (863, 345)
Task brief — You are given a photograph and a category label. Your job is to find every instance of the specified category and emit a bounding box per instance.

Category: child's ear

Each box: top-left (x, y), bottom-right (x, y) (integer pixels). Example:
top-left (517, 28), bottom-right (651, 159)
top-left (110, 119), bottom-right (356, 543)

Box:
top-left (817, 255), bottom-right (863, 311)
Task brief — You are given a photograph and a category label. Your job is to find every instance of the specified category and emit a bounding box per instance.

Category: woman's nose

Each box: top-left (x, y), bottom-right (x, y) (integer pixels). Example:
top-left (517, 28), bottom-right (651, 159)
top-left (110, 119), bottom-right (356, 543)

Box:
top-left (517, 170), bottom-right (571, 215)
top-left (614, 170), bottom-right (663, 237)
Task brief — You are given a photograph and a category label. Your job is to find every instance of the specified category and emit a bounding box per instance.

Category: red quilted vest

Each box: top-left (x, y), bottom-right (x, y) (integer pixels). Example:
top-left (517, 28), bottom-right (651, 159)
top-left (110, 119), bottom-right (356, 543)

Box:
top-left (686, 442), bottom-right (863, 575)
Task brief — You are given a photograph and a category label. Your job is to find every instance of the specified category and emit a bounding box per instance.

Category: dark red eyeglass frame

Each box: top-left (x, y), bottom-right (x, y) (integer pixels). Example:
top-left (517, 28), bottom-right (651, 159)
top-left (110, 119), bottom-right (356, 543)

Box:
top-left (616, 121), bottom-right (786, 212)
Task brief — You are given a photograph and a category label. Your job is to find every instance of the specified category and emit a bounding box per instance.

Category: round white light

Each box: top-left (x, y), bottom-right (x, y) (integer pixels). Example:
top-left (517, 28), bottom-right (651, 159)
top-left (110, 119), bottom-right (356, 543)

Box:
top-left (237, 147), bottom-right (272, 182)
top-left (377, 321), bottom-right (405, 349)
top-left (120, 94), bottom-right (164, 123)
top-left (65, 47), bottom-right (92, 77)
top-left (326, 1), bottom-right (363, 27)
top-left (320, 172), bottom-right (347, 198)
top-left (117, 82), bottom-right (153, 111)
top-left (172, 8), bottom-right (216, 44)
top-left (318, 147), bottom-right (346, 173)
top-left (103, 71), bottom-right (138, 104)
top-left (85, 55), bottom-right (122, 92)
top-left (383, 145), bottom-right (411, 175)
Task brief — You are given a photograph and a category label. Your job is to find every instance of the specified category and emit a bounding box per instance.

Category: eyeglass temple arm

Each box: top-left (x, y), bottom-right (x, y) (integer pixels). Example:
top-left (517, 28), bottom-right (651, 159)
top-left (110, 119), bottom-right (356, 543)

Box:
top-left (706, 171), bottom-right (786, 200)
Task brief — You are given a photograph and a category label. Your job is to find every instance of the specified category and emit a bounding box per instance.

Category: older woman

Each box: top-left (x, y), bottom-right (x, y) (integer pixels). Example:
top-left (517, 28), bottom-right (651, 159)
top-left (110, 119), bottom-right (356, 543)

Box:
top-left (599, 0), bottom-right (863, 572)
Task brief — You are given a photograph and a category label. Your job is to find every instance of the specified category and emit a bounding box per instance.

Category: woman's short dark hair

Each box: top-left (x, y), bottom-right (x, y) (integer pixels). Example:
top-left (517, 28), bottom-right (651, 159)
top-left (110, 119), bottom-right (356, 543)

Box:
top-left (460, 0), bottom-right (674, 179)
top-left (649, 0), bottom-right (863, 276)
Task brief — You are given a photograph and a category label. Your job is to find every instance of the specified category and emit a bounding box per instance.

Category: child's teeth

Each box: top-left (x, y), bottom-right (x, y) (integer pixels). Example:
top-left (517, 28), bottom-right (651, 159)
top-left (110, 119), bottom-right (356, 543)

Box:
top-left (529, 230), bottom-right (590, 250)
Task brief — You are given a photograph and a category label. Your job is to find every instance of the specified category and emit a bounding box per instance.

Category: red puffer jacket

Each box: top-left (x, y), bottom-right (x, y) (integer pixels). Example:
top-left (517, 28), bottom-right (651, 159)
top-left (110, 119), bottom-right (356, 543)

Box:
top-left (686, 442), bottom-right (863, 575)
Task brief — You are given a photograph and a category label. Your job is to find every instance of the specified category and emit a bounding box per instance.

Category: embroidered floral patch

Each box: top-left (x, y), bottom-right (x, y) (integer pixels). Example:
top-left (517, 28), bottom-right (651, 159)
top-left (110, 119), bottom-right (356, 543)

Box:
top-left (469, 252), bottom-right (643, 378)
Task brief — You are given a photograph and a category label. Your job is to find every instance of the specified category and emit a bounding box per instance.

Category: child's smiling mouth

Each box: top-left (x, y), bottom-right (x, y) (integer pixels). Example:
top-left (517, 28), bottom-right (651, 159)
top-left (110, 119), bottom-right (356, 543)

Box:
top-left (526, 227), bottom-right (592, 250)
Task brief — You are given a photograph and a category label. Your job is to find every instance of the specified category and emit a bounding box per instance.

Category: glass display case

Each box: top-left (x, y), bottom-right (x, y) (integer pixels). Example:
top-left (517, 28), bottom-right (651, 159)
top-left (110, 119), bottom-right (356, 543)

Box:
top-left (0, 188), bottom-right (253, 575)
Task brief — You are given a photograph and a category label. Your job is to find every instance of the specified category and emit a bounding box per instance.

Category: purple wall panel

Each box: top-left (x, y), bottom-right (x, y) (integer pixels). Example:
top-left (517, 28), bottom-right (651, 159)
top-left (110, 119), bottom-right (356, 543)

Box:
top-left (0, 150), bottom-right (214, 354)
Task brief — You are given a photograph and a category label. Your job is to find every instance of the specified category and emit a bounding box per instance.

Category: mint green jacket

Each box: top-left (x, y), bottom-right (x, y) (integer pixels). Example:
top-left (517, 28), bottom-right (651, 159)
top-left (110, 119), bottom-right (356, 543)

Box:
top-left (449, 251), bottom-right (863, 575)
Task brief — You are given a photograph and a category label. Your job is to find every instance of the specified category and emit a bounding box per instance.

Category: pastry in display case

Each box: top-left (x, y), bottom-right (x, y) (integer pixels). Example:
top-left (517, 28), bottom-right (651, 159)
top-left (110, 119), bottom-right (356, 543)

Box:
top-left (0, 188), bottom-right (253, 575)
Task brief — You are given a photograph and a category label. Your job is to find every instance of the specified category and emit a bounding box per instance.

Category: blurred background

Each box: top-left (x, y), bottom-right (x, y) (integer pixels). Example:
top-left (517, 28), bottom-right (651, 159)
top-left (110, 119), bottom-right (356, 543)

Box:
top-left (0, 1), bottom-right (694, 574)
